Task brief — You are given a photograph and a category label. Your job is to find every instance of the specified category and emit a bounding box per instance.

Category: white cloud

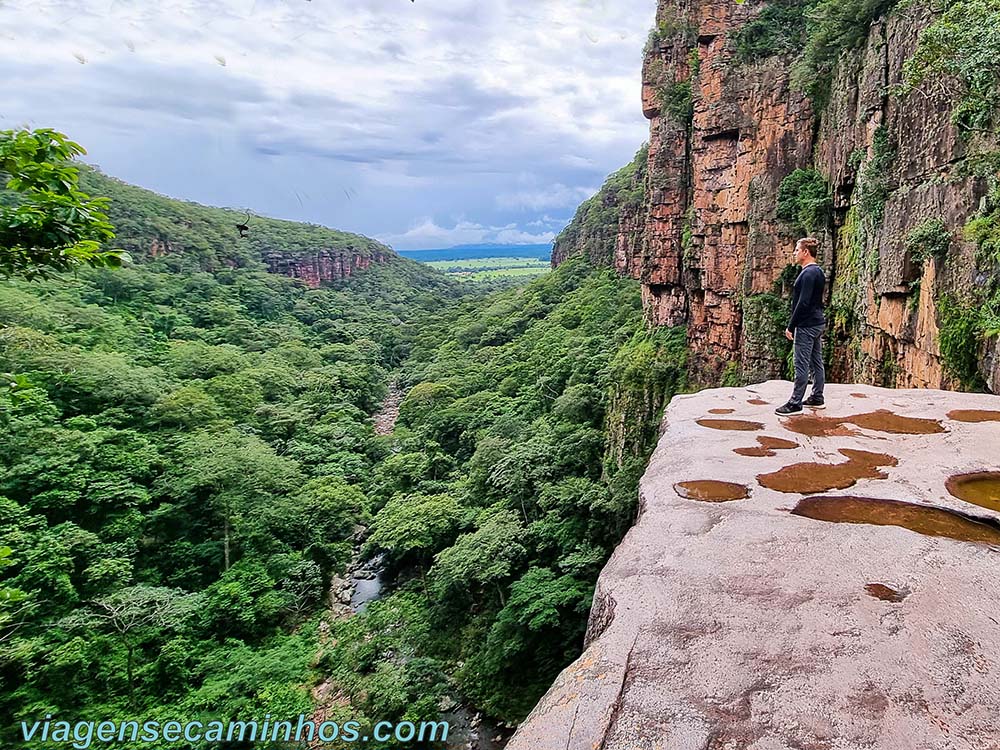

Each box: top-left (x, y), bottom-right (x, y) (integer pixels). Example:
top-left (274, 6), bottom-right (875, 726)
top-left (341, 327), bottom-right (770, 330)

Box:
top-left (0, 0), bottom-right (654, 243)
top-left (526, 214), bottom-right (569, 228)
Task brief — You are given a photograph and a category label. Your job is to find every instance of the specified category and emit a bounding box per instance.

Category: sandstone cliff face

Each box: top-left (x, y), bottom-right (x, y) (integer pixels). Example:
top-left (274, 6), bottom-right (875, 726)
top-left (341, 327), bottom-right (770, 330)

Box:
top-left (814, 2), bottom-right (993, 391)
top-left (556, 0), bottom-right (998, 393)
top-left (507, 381), bottom-right (1000, 749)
top-left (262, 245), bottom-right (392, 288)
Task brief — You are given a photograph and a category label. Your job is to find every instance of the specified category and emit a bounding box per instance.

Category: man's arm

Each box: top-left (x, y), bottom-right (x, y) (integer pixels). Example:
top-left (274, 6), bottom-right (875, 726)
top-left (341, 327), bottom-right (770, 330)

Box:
top-left (787, 269), bottom-right (817, 333)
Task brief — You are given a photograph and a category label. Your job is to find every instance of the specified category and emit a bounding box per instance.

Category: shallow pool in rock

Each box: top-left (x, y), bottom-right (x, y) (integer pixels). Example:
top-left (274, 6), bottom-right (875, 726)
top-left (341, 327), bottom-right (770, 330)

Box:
top-left (781, 415), bottom-right (858, 438)
top-left (865, 583), bottom-right (908, 602)
top-left (947, 409), bottom-right (1000, 423)
top-left (946, 472), bottom-right (1000, 513)
top-left (791, 495), bottom-right (1000, 545)
top-left (734, 435), bottom-right (799, 458)
top-left (674, 480), bottom-right (750, 502)
top-left (734, 446), bottom-right (772, 457)
top-left (845, 410), bottom-right (945, 435)
top-left (758, 436), bottom-right (798, 450)
top-left (781, 410), bottom-right (944, 438)
top-left (758, 449), bottom-right (897, 494)
top-left (696, 418), bottom-right (764, 432)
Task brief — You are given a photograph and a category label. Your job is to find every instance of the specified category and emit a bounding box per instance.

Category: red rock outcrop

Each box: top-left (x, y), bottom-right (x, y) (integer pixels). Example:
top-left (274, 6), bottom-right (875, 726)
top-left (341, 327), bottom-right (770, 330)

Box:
top-left (262, 246), bottom-right (391, 288)
top-left (814, 2), bottom-right (993, 391)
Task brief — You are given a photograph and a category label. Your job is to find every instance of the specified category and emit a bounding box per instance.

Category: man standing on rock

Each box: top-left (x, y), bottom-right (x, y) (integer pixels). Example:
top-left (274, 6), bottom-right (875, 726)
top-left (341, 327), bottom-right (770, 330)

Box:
top-left (775, 237), bottom-right (826, 415)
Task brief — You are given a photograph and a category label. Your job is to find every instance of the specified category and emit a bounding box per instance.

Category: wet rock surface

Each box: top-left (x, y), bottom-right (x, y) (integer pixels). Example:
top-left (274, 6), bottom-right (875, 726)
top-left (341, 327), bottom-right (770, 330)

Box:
top-left (865, 583), bottom-right (909, 602)
top-left (758, 449), bottom-right (898, 494)
top-left (781, 410), bottom-right (946, 438)
top-left (948, 409), bottom-right (1000, 423)
top-left (696, 418), bottom-right (765, 431)
top-left (734, 435), bottom-right (799, 458)
top-left (507, 382), bottom-right (1000, 750)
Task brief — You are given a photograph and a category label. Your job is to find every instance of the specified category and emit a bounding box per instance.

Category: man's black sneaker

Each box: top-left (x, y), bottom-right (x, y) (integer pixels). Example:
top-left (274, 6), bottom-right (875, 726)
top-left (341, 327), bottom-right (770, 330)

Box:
top-left (803, 395), bottom-right (826, 409)
top-left (774, 402), bottom-right (803, 416)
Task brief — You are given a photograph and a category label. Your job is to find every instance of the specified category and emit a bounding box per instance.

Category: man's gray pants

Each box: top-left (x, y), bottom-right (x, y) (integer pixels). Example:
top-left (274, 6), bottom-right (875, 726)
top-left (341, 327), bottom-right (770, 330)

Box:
top-left (790, 324), bottom-right (825, 406)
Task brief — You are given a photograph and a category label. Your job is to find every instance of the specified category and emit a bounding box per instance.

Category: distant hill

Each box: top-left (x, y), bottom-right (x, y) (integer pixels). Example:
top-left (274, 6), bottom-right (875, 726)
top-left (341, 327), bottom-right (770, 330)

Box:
top-left (75, 167), bottom-right (459, 297)
top-left (397, 243), bottom-right (552, 263)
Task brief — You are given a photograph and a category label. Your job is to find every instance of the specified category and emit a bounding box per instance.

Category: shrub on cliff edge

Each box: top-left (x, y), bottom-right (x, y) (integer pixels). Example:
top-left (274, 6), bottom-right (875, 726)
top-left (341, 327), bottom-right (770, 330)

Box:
top-left (776, 168), bottom-right (833, 233)
top-left (791, 0), bottom-right (900, 104)
top-left (898, 0), bottom-right (1000, 136)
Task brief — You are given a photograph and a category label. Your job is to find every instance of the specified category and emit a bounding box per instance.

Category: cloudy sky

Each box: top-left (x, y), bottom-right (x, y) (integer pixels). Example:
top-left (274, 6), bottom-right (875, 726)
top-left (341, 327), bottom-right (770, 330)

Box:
top-left (0, 0), bottom-right (654, 250)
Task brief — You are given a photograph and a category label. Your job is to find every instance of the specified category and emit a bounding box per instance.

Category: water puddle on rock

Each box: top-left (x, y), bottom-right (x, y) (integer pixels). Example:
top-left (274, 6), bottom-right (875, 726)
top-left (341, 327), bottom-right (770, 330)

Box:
top-left (946, 472), bottom-right (1000, 513)
top-left (845, 410), bottom-right (945, 435)
top-left (865, 583), bottom-right (908, 602)
top-left (850, 393), bottom-right (868, 399)
top-left (758, 449), bottom-right (897, 493)
top-left (733, 445), bottom-right (777, 458)
top-left (791, 495), bottom-right (1000, 545)
top-left (781, 415), bottom-right (858, 437)
top-left (747, 398), bottom-right (769, 406)
top-left (709, 408), bottom-right (736, 414)
top-left (697, 418), bottom-right (764, 432)
top-left (781, 410), bottom-right (944, 438)
top-left (735, 446), bottom-right (772, 457)
top-left (675, 480), bottom-right (750, 502)
top-left (758, 436), bottom-right (799, 450)
top-left (947, 409), bottom-right (1000, 423)
top-left (734, 435), bottom-right (800, 458)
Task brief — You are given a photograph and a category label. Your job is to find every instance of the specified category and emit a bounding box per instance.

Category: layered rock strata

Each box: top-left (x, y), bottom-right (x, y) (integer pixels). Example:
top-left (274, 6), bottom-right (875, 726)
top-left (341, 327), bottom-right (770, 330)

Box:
top-left (555, 0), bottom-right (999, 391)
top-left (262, 246), bottom-right (391, 288)
top-left (507, 381), bottom-right (1000, 749)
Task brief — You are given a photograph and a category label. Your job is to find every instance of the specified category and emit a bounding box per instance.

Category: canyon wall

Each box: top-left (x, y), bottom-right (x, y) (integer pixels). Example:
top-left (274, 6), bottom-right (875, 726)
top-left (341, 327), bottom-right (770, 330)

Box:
top-left (262, 245), bottom-right (392, 288)
top-left (555, 0), bottom-right (999, 393)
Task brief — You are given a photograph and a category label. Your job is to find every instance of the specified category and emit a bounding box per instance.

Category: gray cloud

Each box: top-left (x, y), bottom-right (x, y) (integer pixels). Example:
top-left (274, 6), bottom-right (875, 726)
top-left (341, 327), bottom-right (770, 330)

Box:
top-left (0, 0), bottom-right (655, 249)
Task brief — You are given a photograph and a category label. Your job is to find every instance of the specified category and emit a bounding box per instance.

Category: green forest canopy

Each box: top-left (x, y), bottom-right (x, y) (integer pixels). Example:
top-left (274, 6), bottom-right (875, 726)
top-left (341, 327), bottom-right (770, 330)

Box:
top-left (0, 139), bottom-right (686, 745)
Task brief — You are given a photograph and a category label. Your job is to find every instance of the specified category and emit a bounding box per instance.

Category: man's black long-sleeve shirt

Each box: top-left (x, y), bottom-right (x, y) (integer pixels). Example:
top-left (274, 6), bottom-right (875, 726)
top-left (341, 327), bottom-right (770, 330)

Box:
top-left (788, 263), bottom-right (826, 331)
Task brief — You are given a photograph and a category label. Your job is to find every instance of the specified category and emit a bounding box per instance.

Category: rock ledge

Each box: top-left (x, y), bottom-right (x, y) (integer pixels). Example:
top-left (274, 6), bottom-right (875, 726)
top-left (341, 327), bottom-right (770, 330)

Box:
top-left (508, 381), bottom-right (1000, 750)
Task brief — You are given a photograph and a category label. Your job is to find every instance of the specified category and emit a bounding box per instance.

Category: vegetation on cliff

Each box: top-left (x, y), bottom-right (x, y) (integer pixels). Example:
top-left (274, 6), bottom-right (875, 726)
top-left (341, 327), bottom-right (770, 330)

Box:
top-left (731, 0), bottom-right (816, 62)
top-left (551, 144), bottom-right (647, 267)
top-left (792, 0), bottom-right (899, 103)
top-left (899, 0), bottom-right (1000, 136)
top-left (76, 167), bottom-right (395, 276)
top-left (935, 176), bottom-right (1000, 386)
top-left (776, 168), bottom-right (833, 234)
top-left (723, 0), bottom-right (902, 104)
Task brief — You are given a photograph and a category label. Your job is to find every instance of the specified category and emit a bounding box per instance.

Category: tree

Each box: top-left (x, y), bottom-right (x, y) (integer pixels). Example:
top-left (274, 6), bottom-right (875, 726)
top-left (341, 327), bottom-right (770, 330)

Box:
top-left (159, 429), bottom-right (302, 571)
top-left (430, 508), bottom-right (526, 603)
top-left (0, 128), bottom-right (120, 279)
top-left (62, 585), bottom-right (199, 704)
top-left (364, 493), bottom-right (462, 568)
top-left (0, 546), bottom-right (30, 644)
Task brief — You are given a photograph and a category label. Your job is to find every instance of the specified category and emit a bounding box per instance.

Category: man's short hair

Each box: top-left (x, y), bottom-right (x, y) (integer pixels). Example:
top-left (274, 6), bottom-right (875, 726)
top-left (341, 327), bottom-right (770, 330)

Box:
top-left (797, 237), bottom-right (819, 257)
